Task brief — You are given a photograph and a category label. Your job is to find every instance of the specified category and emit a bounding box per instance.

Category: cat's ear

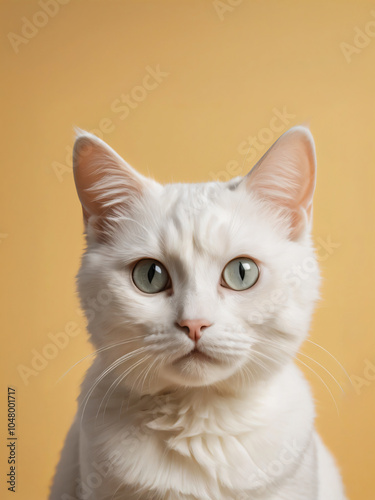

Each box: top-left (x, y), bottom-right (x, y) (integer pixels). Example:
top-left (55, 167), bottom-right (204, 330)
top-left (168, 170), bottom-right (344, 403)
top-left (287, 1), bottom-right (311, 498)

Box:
top-left (243, 126), bottom-right (316, 240)
top-left (73, 130), bottom-right (155, 236)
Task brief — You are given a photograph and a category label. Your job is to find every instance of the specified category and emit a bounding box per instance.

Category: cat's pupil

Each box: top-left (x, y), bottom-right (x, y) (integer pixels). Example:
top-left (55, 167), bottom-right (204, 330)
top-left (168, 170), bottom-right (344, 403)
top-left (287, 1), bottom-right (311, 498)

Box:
top-left (148, 263), bottom-right (156, 283)
top-left (239, 262), bottom-right (245, 281)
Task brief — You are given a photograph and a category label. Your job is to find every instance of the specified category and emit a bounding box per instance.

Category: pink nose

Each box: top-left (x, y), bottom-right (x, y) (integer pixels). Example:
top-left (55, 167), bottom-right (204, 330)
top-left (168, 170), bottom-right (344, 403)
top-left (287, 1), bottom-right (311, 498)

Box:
top-left (177, 319), bottom-right (212, 342)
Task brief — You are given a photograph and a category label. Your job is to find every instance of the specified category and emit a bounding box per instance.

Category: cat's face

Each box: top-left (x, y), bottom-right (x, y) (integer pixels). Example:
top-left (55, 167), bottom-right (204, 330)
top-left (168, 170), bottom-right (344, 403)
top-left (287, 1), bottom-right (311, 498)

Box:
top-left (74, 127), bottom-right (319, 392)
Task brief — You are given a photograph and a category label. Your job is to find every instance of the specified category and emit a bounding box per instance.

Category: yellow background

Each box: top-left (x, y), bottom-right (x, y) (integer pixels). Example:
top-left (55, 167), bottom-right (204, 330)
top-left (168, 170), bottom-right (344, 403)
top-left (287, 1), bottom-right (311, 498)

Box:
top-left (1, 1), bottom-right (374, 499)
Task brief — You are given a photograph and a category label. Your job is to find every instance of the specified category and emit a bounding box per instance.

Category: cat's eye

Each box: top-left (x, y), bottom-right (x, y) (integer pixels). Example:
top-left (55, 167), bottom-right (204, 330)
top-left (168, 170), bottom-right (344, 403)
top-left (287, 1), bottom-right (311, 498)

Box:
top-left (222, 257), bottom-right (259, 291)
top-left (132, 259), bottom-right (170, 294)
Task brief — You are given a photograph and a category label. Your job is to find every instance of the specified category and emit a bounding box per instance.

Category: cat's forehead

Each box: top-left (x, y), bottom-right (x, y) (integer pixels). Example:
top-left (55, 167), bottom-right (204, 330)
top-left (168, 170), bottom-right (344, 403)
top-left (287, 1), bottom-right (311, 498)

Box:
top-left (162, 181), bottom-right (226, 215)
top-left (158, 181), bottom-right (232, 258)
top-left (141, 180), bottom-right (277, 265)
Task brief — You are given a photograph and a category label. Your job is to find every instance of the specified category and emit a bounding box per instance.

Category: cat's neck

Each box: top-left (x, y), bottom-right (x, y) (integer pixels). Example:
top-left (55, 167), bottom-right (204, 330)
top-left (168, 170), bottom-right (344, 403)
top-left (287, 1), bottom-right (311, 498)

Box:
top-left (80, 356), bottom-right (305, 425)
top-left (81, 360), bottom-right (313, 439)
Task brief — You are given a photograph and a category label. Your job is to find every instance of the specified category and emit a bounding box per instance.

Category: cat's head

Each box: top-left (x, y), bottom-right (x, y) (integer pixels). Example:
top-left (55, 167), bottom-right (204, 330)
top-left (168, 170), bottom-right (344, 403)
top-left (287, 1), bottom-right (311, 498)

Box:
top-left (74, 127), bottom-right (319, 393)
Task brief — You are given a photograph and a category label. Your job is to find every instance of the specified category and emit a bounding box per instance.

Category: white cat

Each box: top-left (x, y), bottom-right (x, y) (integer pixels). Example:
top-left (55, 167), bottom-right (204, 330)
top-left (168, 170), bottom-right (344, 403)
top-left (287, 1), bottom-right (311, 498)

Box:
top-left (49, 126), bottom-right (346, 500)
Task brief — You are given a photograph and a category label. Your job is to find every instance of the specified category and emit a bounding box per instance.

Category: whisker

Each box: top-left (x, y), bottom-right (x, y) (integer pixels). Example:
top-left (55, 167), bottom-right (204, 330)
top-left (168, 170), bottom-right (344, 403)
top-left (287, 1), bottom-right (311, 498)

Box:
top-left (126, 357), bottom-right (159, 408)
top-left (111, 481), bottom-right (123, 500)
top-left (139, 356), bottom-right (159, 394)
top-left (56, 336), bottom-right (145, 383)
top-left (98, 354), bottom-right (152, 422)
top-left (79, 348), bottom-right (146, 424)
top-left (251, 346), bottom-right (340, 415)
top-left (305, 339), bottom-right (353, 387)
top-left (254, 336), bottom-right (346, 394)
top-left (296, 358), bottom-right (340, 415)
top-left (242, 364), bottom-right (255, 386)
top-left (247, 350), bottom-right (278, 375)
top-left (298, 351), bottom-right (344, 393)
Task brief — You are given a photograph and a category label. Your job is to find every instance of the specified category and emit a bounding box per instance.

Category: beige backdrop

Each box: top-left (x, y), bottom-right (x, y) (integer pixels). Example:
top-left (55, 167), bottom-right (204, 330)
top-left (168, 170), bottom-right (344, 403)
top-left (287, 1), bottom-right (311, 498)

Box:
top-left (1, 1), bottom-right (375, 499)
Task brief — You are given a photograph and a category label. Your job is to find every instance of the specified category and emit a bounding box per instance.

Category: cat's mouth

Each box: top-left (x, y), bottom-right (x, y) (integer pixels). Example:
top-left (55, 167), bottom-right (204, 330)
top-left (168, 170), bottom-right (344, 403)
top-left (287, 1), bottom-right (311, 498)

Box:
top-left (174, 347), bottom-right (216, 363)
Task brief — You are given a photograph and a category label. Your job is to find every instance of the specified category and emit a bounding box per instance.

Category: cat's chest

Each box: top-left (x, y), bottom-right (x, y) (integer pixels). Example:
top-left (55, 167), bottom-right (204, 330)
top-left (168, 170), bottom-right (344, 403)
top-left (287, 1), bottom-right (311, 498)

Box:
top-left (84, 391), bottom-right (312, 499)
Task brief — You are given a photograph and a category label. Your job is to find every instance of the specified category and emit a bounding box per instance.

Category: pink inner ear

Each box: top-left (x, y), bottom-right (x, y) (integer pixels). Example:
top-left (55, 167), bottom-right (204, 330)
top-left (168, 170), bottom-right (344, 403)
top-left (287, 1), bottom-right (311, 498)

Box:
top-left (245, 127), bottom-right (316, 240)
top-left (74, 140), bottom-right (110, 219)
top-left (73, 134), bottom-right (144, 224)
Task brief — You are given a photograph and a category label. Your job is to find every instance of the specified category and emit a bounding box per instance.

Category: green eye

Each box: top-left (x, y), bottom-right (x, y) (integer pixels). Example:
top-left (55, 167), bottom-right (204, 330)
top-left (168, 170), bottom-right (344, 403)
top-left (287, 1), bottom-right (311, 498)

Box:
top-left (222, 257), bottom-right (259, 291)
top-left (132, 259), bottom-right (170, 294)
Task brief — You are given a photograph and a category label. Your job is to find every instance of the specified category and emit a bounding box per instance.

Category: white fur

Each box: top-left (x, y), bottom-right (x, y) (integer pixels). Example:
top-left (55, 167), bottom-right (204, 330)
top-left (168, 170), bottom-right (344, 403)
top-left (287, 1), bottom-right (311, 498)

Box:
top-left (50, 128), bottom-right (346, 500)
